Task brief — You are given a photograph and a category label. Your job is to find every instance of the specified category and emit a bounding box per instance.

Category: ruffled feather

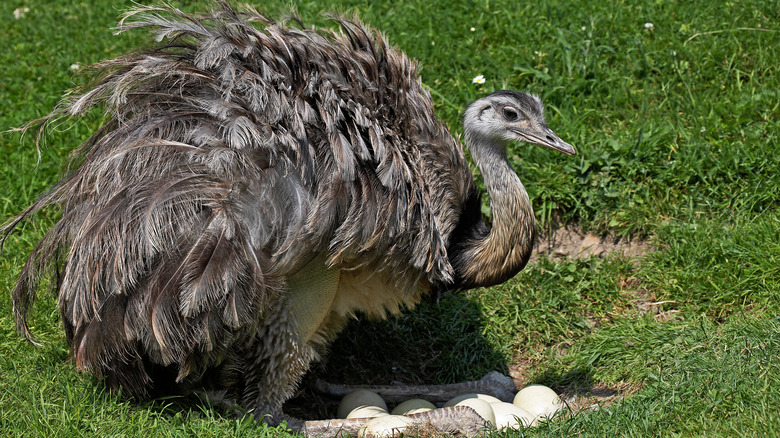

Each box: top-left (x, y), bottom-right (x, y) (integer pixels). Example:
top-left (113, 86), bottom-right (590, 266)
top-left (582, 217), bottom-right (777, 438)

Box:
top-left (3, 1), bottom-right (474, 398)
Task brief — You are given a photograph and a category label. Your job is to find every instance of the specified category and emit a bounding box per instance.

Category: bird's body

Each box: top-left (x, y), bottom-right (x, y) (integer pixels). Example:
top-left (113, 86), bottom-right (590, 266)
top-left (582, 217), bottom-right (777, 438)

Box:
top-left (3, 2), bottom-right (574, 430)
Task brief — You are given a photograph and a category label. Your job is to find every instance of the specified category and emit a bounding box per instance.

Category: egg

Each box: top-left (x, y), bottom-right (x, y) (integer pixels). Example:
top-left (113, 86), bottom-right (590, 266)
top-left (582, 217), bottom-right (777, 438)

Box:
top-left (451, 398), bottom-right (496, 427)
top-left (358, 415), bottom-right (415, 438)
top-left (337, 389), bottom-right (388, 419)
top-left (347, 405), bottom-right (390, 419)
top-left (443, 393), bottom-right (502, 407)
top-left (390, 399), bottom-right (436, 415)
top-left (491, 402), bottom-right (536, 429)
top-left (512, 384), bottom-right (566, 420)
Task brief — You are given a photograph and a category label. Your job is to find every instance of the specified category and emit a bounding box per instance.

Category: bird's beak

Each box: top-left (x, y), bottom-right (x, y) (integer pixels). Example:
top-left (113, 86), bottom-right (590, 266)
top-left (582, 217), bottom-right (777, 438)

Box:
top-left (513, 128), bottom-right (576, 156)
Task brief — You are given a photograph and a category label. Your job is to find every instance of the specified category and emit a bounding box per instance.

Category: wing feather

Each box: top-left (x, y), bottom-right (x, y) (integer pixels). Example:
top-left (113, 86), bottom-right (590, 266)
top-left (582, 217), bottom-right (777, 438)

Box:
top-left (3, 2), bottom-right (475, 396)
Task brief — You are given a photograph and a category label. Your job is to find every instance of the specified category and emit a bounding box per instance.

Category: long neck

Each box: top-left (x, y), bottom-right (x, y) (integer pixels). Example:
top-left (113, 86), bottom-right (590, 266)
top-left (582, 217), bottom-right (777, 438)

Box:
top-left (451, 136), bottom-right (536, 289)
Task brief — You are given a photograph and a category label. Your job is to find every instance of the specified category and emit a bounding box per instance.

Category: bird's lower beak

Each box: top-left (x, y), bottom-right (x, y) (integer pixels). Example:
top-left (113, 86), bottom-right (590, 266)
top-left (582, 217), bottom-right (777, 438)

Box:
top-left (513, 128), bottom-right (576, 156)
top-left (538, 128), bottom-right (576, 156)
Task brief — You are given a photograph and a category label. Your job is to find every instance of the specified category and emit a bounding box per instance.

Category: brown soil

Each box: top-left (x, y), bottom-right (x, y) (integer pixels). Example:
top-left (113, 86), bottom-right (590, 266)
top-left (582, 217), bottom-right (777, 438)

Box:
top-left (531, 224), bottom-right (652, 262)
top-left (560, 380), bottom-right (643, 414)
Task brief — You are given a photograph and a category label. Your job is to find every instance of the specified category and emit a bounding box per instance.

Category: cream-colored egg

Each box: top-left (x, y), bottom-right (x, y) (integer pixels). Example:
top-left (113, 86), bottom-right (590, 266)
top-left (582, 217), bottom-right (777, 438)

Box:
top-left (512, 384), bottom-right (566, 420)
top-left (401, 407), bottom-right (433, 415)
top-left (337, 389), bottom-right (388, 419)
top-left (451, 398), bottom-right (496, 427)
top-left (443, 393), bottom-right (502, 407)
top-left (347, 405), bottom-right (390, 419)
top-left (492, 402), bottom-right (536, 429)
top-left (390, 399), bottom-right (436, 415)
top-left (358, 415), bottom-right (415, 438)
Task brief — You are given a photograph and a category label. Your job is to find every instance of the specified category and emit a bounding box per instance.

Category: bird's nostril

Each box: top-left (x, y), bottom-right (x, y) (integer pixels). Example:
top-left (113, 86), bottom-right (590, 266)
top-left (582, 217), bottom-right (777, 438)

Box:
top-left (546, 135), bottom-right (555, 143)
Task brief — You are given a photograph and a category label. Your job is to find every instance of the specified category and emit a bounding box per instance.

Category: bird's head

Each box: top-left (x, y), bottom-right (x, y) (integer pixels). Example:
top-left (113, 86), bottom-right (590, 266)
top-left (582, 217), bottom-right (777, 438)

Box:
top-left (463, 90), bottom-right (576, 156)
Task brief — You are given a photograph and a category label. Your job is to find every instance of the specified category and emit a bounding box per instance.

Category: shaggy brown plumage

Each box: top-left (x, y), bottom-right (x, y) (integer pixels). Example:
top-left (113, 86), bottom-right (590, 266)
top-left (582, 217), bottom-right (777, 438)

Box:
top-left (3, 1), bottom-right (574, 432)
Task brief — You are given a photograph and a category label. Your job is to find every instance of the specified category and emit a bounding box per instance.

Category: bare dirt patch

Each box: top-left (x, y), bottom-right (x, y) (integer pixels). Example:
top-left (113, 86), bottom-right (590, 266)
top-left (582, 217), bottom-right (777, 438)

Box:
top-left (560, 380), bottom-right (643, 414)
top-left (531, 224), bottom-right (653, 262)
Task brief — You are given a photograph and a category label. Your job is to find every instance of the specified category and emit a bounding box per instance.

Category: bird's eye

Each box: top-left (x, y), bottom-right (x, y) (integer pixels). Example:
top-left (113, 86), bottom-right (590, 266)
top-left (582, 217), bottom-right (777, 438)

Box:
top-left (502, 107), bottom-right (520, 121)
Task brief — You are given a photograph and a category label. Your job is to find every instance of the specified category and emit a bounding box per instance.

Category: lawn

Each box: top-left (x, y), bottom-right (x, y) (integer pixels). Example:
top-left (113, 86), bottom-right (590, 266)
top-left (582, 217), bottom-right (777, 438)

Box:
top-left (1, 0), bottom-right (778, 436)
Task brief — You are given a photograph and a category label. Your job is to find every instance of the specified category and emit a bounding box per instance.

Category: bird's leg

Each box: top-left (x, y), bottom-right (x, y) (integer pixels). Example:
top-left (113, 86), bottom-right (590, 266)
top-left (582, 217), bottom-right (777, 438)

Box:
top-left (240, 299), bottom-right (321, 427)
top-left (302, 406), bottom-right (488, 437)
top-left (300, 417), bottom-right (366, 437)
top-left (315, 370), bottom-right (517, 403)
top-left (404, 406), bottom-right (487, 436)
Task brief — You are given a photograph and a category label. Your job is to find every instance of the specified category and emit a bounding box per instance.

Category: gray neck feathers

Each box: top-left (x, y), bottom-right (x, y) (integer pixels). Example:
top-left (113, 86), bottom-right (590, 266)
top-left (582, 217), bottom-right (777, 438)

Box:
top-left (456, 132), bottom-right (536, 288)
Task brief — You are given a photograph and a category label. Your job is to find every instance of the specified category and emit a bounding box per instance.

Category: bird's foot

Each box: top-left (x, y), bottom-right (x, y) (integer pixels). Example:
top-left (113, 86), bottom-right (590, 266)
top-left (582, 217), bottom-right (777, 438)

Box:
top-left (315, 371), bottom-right (517, 403)
top-left (302, 406), bottom-right (488, 437)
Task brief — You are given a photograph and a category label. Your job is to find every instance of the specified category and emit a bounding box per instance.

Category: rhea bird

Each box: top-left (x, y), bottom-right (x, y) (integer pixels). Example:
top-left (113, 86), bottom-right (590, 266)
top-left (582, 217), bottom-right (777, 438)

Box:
top-left (2, 1), bottom-right (575, 435)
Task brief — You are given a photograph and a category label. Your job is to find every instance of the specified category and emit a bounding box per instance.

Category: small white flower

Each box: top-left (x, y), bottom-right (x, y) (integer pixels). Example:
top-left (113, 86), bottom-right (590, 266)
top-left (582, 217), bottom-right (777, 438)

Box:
top-left (644, 22), bottom-right (654, 31)
top-left (13, 6), bottom-right (30, 19)
top-left (70, 63), bottom-right (81, 71)
top-left (470, 27), bottom-right (476, 32)
top-left (472, 75), bottom-right (485, 85)
top-left (581, 26), bottom-right (587, 31)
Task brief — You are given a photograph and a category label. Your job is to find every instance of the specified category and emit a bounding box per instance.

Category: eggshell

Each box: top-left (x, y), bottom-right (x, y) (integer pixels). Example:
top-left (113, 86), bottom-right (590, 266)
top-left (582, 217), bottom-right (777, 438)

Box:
top-left (512, 384), bottom-right (566, 420)
top-left (390, 399), bottom-right (436, 415)
top-left (347, 405), bottom-right (390, 419)
top-left (452, 398), bottom-right (496, 427)
top-left (338, 389), bottom-right (388, 419)
top-left (491, 402), bottom-right (536, 429)
top-left (358, 415), bottom-right (415, 438)
top-left (401, 407), bottom-right (433, 415)
top-left (443, 393), bottom-right (502, 407)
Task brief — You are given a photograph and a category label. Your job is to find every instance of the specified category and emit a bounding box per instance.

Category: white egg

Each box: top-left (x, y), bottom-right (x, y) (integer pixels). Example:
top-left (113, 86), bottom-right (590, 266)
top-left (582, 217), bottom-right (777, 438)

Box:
top-left (358, 415), bottom-right (415, 438)
top-left (400, 407), bottom-right (433, 415)
top-left (347, 405), bottom-right (390, 419)
top-left (492, 402), bottom-right (536, 429)
top-left (512, 384), bottom-right (566, 420)
top-left (451, 398), bottom-right (496, 427)
top-left (337, 389), bottom-right (388, 419)
top-left (443, 393), bottom-right (502, 407)
top-left (390, 399), bottom-right (436, 415)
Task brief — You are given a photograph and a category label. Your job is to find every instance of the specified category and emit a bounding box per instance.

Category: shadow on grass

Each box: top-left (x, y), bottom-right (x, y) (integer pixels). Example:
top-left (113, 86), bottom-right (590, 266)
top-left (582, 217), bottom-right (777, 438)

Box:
top-left (286, 292), bottom-right (511, 420)
top-left (37, 291), bottom-right (513, 423)
top-left (531, 366), bottom-right (607, 392)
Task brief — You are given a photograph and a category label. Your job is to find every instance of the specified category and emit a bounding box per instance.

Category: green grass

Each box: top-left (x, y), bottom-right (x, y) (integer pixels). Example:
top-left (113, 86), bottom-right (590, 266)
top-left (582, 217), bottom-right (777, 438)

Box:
top-left (2, 0), bottom-right (779, 436)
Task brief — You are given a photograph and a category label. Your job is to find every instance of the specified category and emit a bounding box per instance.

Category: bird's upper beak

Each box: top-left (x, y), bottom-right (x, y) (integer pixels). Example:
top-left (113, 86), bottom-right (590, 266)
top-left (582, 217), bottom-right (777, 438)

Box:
top-left (513, 127), bottom-right (576, 156)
